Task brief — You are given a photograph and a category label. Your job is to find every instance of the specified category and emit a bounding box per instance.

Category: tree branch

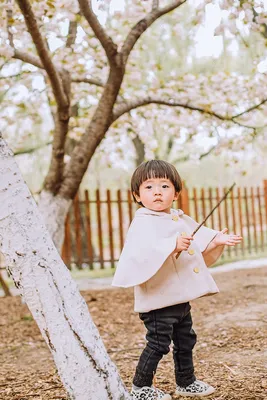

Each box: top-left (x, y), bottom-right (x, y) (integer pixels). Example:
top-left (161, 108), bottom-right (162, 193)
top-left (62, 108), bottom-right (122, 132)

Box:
top-left (232, 97), bottom-right (267, 118)
top-left (172, 144), bottom-right (218, 164)
top-left (152, 0), bottom-right (159, 11)
top-left (0, 88), bottom-right (11, 103)
top-left (112, 95), bottom-right (267, 130)
top-left (66, 18), bottom-right (79, 48)
top-left (253, 7), bottom-right (267, 39)
top-left (0, 60), bottom-right (9, 71)
top-left (132, 135), bottom-right (145, 166)
top-left (77, 0), bottom-right (117, 63)
top-left (14, 141), bottom-right (53, 156)
top-left (0, 70), bottom-right (34, 80)
top-left (121, 0), bottom-right (187, 61)
top-left (112, 96), bottom-right (230, 122)
top-left (6, 8), bottom-right (14, 47)
top-left (199, 144), bottom-right (217, 160)
top-left (231, 119), bottom-right (265, 130)
top-left (15, 0), bottom-right (73, 194)
top-left (12, 51), bottom-right (105, 88)
top-left (16, 0), bottom-right (68, 108)
top-left (13, 49), bottom-right (43, 69)
top-left (72, 76), bottom-right (104, 87)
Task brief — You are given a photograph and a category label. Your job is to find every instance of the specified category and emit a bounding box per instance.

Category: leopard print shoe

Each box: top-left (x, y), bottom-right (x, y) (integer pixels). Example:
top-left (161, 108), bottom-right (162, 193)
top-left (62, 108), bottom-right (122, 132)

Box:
top-left (131, 386), bottom-right (172, 399)
top-left (175, 379), bottom-right (215, 397)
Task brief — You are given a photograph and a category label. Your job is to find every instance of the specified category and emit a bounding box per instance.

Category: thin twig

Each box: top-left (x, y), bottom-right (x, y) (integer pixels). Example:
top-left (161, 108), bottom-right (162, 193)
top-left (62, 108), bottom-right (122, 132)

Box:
top-left (191, 183), bottom-right (236, 236)
top-left (222, 363), bottom-right (238, 375)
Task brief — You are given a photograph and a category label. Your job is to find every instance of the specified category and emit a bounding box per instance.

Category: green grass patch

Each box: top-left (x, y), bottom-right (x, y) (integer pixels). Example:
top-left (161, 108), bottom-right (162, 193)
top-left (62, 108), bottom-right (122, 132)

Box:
top-left (213, 251), bottom-right (267, 267)
top-left (21, 314), bottom-right (33, 321)
top-left (2, 252), bottom-right (267, 291)
top-left (70, 266), bottom-right (115, 280)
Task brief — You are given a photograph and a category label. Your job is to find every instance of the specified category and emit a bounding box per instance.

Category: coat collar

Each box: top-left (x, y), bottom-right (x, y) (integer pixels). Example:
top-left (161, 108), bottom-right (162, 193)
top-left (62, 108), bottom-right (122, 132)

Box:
top-left (135, 207), bottom-right (184, 218)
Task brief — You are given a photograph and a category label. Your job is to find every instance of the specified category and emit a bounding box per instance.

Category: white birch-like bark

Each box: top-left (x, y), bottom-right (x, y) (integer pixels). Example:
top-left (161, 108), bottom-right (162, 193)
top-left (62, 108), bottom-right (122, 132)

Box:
top-left (38, 191), bottom-right (71, 252)
top-left (0, 134), bottom-right (131, 400)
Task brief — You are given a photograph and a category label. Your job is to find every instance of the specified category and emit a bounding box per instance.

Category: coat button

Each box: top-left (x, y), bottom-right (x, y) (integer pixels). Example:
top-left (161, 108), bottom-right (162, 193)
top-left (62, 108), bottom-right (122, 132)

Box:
top-left (172, 215), bottom-right (179, 221)
top-left (193, 267), bottom-right (199, 273)
top-left (188, 249), bottom-right (195, 255)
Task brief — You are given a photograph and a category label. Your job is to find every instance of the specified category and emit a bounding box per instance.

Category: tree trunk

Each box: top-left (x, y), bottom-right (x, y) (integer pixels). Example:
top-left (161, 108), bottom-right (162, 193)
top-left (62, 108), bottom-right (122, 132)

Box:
top-left (132, 135), bottom-right (145, 167)
top-left (0, 134), bottom-right (130, 400)
top-left (38, 191), bottom-right (72, 252)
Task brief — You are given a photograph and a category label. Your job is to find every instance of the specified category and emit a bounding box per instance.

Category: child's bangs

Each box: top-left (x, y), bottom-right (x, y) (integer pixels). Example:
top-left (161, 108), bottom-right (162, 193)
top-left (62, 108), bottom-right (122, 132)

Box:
top-left (141, 164), bottom-right (170, 183)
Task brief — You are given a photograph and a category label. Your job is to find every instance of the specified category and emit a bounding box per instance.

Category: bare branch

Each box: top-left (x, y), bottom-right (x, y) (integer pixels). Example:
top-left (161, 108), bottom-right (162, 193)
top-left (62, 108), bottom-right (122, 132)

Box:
top-left (12, 52), bottom-right (105, 88)
top-left (172, 144), bottom-right (218, 164)
top-left (0, 88), bottom-right (11, 103)
top-left (121, 0), bottom-right (187, 61)
top-left (253, 7), bottom-right (267, 39)
top-left (199, 145), bottom-right (217, 160)
top-left (66, 18), bottom-right (79, 48)
top-left (14, 141), bottom-right (52, 156)
top-left (16, 0), bottom-right (68, 108)
top-left (112, 96), bottom-right (230, 123)
top-left (152, 0), bottom-right (159, 11)
top-left (13, 49), bottom-right (43, 69)
top-left (6, 8), bottom-right (14, 47)
top-left (112, 95), bottom-right (267, 131)
top-left (231, 119), bottom-right (265, 130)
top-left (0, 60), bottom-right (9, 71)
top-left (77, 0), bottom-right (117, 63)
top-left (233, 98), bottom-right (267, 118)
top-left (132, 135), bottom-right (145, 166)
top-left (72, 76), bottom-right (104, 87)
top-left (14, 0), bottom-right (74, 194)
top-left (0, 70), bottom-right (34, 80)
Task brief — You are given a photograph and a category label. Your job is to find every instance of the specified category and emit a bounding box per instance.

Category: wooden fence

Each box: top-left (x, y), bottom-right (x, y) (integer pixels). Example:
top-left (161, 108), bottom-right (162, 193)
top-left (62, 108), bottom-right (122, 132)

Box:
top-left (61, 181), bottom-right (267, 269)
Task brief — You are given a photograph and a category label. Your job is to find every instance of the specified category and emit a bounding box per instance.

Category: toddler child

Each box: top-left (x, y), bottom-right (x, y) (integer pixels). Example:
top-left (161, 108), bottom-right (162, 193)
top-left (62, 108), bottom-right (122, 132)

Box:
top-left (112, 160), bottom-right (242, 400)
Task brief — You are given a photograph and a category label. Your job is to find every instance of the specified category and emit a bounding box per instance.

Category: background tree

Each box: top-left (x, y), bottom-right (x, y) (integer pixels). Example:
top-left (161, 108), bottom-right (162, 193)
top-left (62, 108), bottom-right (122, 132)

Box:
top-left (0, 0), bottom-right (267, 251)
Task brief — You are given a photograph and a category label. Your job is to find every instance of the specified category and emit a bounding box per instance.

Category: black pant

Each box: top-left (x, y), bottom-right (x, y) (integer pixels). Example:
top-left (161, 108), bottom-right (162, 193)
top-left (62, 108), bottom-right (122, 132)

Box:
top-left (133, 302), bottom-right (197, 388)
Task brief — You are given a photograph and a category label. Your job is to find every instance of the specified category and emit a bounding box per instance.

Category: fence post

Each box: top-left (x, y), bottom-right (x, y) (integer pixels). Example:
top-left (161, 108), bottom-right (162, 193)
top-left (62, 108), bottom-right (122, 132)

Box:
top-left (179, 182), bottom-right (190, 215)
top-left (264, 180), bottom-right (267, 220)
top-left (74, 193), bottom-right (82, 268)
top-left (61, 213), bottom-right (71, 269)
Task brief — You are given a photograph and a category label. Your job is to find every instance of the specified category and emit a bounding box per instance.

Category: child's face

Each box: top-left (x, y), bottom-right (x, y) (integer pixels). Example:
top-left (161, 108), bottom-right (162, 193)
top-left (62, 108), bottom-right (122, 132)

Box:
top-left (134, 177), bottom-right (179, 214)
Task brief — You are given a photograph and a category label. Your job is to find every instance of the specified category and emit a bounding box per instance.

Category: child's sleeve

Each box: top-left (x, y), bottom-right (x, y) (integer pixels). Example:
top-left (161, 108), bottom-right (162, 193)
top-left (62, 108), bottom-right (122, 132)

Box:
top-left (182, 214), bottom-right (224, 266)
top-left (112, 215), bottom-right (179, 288)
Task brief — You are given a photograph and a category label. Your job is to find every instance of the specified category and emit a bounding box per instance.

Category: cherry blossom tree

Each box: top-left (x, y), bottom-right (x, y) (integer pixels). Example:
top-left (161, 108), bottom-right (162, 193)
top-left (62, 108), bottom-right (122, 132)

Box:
top-left (0, 0), bottom-right (190, 250)
top-left (0, 0), bottom-right (266, 250)
top-left (0, 1), bottom-right (267, 397)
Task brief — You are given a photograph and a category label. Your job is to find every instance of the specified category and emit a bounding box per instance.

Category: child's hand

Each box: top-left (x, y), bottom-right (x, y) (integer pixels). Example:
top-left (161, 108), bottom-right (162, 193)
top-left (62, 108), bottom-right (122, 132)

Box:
top-left (213, 228), bottom-right (243, 247)
top-left (176, 234), bottom-right (194, 252)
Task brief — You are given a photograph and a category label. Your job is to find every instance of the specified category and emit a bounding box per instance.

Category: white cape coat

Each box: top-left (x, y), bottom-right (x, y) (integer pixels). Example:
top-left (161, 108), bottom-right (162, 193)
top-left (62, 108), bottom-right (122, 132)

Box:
top-left (112, 207), bottom-right (222, 289)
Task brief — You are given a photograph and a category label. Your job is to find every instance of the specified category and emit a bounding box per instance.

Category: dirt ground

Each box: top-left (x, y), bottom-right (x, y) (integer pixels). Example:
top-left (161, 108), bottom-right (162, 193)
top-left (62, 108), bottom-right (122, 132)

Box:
top-left (0, 266), bottom-right (267, 400)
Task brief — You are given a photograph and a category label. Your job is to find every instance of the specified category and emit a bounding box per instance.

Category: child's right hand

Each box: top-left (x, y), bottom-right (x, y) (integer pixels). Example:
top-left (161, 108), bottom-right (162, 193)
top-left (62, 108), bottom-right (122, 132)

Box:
top-left (175, 234), bottom-right (194, 252)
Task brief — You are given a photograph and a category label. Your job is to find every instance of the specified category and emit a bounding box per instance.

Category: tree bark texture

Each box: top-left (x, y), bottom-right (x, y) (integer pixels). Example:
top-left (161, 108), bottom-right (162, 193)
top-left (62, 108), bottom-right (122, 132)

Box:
top-left (37, 191), bottom-right (72, 253)
top-left (60, 65), bottom-right (125, 199)
top-left (132, 136), bottom-right (145, 167)
top-left (0, 134), bottom-right (130, 400)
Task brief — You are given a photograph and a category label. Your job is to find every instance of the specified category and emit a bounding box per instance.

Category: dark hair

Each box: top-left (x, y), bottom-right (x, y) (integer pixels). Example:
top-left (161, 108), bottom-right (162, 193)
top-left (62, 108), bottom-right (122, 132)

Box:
top-left (131, 160), bottom-right (182, 203)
